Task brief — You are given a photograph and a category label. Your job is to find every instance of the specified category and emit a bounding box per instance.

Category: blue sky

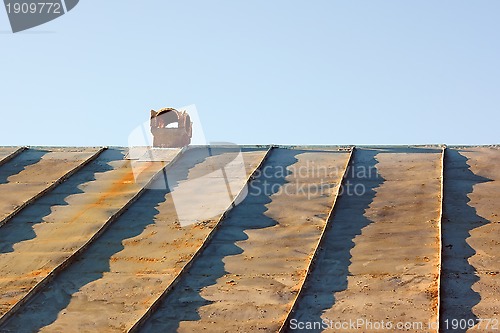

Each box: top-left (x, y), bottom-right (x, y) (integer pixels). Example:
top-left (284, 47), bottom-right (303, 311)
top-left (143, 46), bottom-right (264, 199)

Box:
top-left (1, 1), bottom-right (499, 146)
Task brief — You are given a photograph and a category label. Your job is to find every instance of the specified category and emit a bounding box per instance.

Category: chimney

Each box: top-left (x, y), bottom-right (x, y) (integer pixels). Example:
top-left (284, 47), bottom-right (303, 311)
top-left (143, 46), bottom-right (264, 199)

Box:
top-left (150, 108), bottom-right (193, 148)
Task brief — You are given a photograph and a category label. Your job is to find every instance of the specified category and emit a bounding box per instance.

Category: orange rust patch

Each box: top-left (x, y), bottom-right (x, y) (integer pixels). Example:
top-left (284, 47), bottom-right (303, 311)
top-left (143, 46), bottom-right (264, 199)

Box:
top-left (65, 161), bottom-right (163, 225)
top-left (26, 269), bottom-right (51, 278)
top-left (428, 279), bottom-right (440, 314)
top-left (426, 288), bottom-right (438, 300)
top-left (7, 299), bottom-right (19, 306)
top-left (110, 256), bottom-right (163, 263)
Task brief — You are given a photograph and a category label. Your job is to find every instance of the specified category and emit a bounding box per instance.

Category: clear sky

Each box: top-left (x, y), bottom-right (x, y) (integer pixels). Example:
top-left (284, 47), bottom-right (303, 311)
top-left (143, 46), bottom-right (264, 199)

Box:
top-left (1, 1), bottom-right (499, 146)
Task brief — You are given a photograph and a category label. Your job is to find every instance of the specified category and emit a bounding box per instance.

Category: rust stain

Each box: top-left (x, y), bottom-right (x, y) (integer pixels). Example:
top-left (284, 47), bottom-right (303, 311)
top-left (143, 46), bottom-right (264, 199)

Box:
top-left (0, 161), bottom-right (166, 312)
top-left (110, 256), bottom-right (163, 263)
top-left (65, 161), bottom-right (160, 225)
top-left (7, 299), bottom-right (18, 306)
top-left (26, 269), bottom-right (49, 278)
top-left (429, 276), bottom-right (440, 314)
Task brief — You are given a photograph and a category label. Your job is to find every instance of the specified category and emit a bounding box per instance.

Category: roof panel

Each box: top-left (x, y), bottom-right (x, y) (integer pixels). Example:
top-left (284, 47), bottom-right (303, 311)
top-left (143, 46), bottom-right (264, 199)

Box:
top-left (0, 147), bottom-right (24, 166)
top-left (441, 147), bottom-right (500, 331)
top-left (142, 148), bottom-right (351, 332)
top-left (0, 148), bottom-right (103, 227)
top-left (0, 148), bottom-right (176, 324)
top-left (1, 147), bottom-right (269, 332)
top-left (291, 147), bottom-right (443, 331)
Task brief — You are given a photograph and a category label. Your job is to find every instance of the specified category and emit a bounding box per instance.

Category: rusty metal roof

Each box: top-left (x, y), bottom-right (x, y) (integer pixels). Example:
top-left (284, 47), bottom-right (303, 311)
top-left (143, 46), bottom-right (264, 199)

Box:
top-left (0, 145), bottom-right (498, 332)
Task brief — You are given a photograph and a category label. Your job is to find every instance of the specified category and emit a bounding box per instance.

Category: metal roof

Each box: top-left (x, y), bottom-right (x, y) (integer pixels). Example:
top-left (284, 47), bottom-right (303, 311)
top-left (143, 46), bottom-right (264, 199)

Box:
top-left (0, 145), bottom-right (498, 332)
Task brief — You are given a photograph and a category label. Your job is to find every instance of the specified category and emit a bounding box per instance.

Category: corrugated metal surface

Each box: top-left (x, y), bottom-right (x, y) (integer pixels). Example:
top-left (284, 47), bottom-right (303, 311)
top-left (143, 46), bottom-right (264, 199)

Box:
top-left (291, 148), bottom-right (443, 332)
top-left (0, 145), bottom-right (498, 333)
top-left (0, 147), bottom-right (176, 326)
top-left (2, 147), bottom-right (269, 332)
top-left (441, 147), bottom-right (500, 332)
top-left (0, 147), bottom-right (104, 227)
top-left (0, 148), bottom-right (24, 167)
top-left (141, 148), bottom-right (351, 332)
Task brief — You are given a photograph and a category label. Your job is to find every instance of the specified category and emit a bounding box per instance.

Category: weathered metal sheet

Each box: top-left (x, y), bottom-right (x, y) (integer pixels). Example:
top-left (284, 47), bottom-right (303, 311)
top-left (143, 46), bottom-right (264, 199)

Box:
top-left (0, 147), bottom-right (103, 227)
top-left (0, 145), bottom-right (498, 333)
top-left (0, 148), bottom-right (176, 324)
top-left (140, 148), bottom-right (351, 332)
top-left (441, 147), bottom-right (500, 332)
top-left (0, 147), bottom-right (24, 166)
top-left (289, 148), bottom-right (442, 333)
top-left (278, 148), bottom-right (354, 332)
top-left (0, 147), bottom-right (268, 332)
